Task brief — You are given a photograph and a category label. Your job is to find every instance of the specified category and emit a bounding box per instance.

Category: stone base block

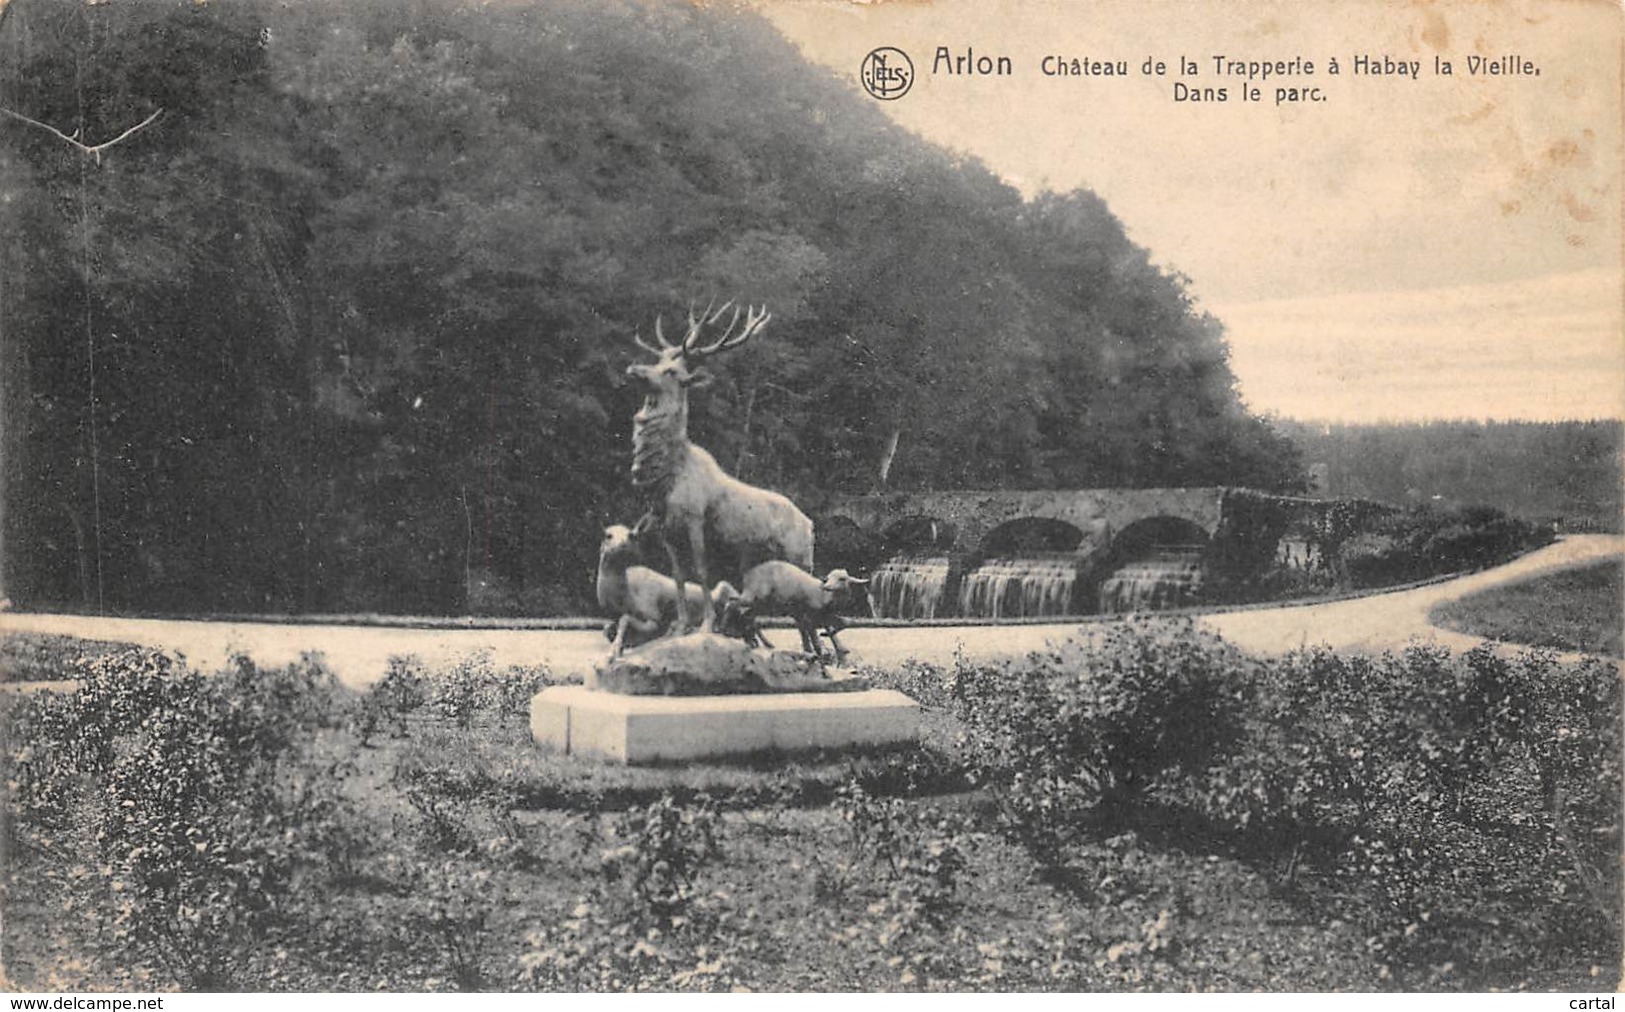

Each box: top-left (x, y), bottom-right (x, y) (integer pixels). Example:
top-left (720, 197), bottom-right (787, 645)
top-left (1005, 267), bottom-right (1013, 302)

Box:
top-left (530, 684), bottom-right (920, 764)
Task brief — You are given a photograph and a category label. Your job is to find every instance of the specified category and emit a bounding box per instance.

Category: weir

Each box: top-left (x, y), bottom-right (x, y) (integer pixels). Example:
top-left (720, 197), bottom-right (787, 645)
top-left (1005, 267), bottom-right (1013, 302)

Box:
top-left (821, 487), bottom-right (1353, 620)
top-left (957, 555), bottom-right (1078, 619)
top-left (1097, 545), bottom-right (1206, 613)
top-left (869, 555), bottom-right (951, 620)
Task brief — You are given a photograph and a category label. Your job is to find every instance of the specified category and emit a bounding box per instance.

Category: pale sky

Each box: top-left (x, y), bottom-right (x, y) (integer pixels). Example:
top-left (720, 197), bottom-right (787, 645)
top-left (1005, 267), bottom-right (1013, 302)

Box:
top-left (758, 0), bottom-right (1624, 422)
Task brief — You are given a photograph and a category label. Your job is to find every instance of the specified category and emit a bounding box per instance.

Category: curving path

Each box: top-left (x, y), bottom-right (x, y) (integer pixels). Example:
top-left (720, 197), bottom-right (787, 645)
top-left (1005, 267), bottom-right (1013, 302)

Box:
top-left (1201, 533), bottom-right (1621, 661)
top-left (2, 535), bottom-right (1618, 689)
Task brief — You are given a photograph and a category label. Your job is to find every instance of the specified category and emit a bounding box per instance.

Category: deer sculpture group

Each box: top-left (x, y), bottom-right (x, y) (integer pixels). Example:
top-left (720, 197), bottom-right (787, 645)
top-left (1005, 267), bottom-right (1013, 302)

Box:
top-left (623, 300), bottom-right (817, 637)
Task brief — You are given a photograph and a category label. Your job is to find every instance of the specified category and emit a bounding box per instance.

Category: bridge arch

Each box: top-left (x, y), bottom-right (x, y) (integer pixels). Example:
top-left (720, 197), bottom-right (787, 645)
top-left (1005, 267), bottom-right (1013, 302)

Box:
top-left (821, 487), bottom-right (1310, 617)
top-left (1102, 515), bottom-right (1210, 557)
top-left (972, 516), bottom-right (1086, 559)
top-left (862, 514), bottom-right (959, 620)
top-left (881, 515), bottom-right (958, 554)
top-left (1091, 515), bottom-right (1211, 613)
top-left (957, 517), bottom-right (1092, 617)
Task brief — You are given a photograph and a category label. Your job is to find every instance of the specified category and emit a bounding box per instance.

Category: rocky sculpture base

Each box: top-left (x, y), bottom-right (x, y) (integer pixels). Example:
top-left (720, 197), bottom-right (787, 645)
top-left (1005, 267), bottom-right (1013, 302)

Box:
top-left (588, 631), bottom-right (865, 696)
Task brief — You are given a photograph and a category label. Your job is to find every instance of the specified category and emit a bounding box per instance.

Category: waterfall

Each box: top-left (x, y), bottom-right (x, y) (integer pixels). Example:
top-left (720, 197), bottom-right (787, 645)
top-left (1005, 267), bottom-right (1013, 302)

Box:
top-left (957, 556), bottom-right (1078, 619)
top-left (871, 544), bottom-right (1207, 620)
top-left (1097, 547), bottom-right (1205, 613)
top-left (869, 555), bottom-right (951, 619)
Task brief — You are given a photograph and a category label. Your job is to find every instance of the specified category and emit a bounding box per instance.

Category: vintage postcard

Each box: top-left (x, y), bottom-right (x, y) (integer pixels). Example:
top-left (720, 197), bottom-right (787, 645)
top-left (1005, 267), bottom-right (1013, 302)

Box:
top-left (0, 0), bottom-right (1619, 996)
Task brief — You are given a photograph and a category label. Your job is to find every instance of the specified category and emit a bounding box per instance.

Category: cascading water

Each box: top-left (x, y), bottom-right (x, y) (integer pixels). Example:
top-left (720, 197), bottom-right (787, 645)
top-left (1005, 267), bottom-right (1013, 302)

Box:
top-left (869, 555), bottom-right (952, 619)
top-left (957, 555), bottom-right (1079, 619)
top-left (1097, 546), bottom-right (1205, 613)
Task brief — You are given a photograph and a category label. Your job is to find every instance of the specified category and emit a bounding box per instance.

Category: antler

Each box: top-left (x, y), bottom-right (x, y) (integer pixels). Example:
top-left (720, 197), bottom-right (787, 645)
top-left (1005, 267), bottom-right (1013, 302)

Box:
top-left (632, 300), bottom-right (771, 359)
top-left (682, 301), bottom-right (771, 359)
top-left (678, 298), bottom-right (723, 352)
top-left (632, 325), bottom-right (663, 356)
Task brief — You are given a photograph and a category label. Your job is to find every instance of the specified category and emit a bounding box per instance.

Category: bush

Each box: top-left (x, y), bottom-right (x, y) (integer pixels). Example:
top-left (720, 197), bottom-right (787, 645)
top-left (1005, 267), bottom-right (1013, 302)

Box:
top-left (601, 793), bottom-right (721, 927)
top-left (7, 625), bottom-right (1614, 991)
top-left (350, 654), bottom-right (556, 744)
top-left (873, 621), bottom-right (1249, 874)
top-left (1422, 513), bottom-right (1553, 573)
top-left (426, 653), bottom-right (556, 730)
top-left (350, 656), bottom-right (430, 744)
top-left (1196, 642), bottom-right (1621, 983)
top-left (516, 793), bottom-right (752, 992)
top-left (0, 633), bottom-right (135, 683)
top-left (887, 622), bottom-right (1619, 985)
top-left (1335, 505), bottom-right (1553, 590)
top-left (1339, 532), bottom-right (1414, 588)
top-left (6, 649), bottom-right (357, 989)
top-left (833, 780), bottom-right (969, 932)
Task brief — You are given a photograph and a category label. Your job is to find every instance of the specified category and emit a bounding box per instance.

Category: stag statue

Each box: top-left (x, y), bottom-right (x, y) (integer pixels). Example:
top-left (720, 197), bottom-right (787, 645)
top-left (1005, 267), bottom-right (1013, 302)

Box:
top-left (626, 301), bottom-right (814, 634)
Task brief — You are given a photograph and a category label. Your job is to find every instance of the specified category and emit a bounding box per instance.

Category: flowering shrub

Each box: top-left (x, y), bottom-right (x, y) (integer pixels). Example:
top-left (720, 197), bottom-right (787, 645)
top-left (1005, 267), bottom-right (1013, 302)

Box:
top-left (0, 633), bottom-right (133, 683)
top-left (868, 620), bottom-right (1620, 984)
top-left (515, 793), bottom-right (753, 992)
top-left (601, 793), bottom-right (720, 927)
top-left (1336, 505), bottom-right (1553, 589)
top-left (873, 621), bottom-right (1249, 874)
top-left (6, 650), bottom-right (353, 989)
top-left (1197, 642), bottom-right (1621, 981)
top-left (351, 654), bottom-right (556, 744)
top-left (834, 780), bottom-right (968, 930)
top-left (350, 656), bottom-right (429, 744)
top-left (4, 625), bottom-right (1614, 991)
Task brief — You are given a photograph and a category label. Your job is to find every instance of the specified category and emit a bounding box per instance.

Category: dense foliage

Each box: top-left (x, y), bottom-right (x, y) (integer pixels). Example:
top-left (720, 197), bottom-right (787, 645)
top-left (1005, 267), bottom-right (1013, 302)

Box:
top-left (1328, 502), bottom-right (1555, 590)
top-left (0, 631), bottom-right (129, 682)
top-left (1279, 419), bottom-right (1623, 533)
top-left (1227, 498), bottom-right (1552, 604)
top-left (0, 0), bottom-right (1304, 617)
top-left (877, 622), bottom-right (1622, 987)
top-left (3, 626), bottom-right (1616, 990)
top-left (5, 650), bottom-right (352, 988)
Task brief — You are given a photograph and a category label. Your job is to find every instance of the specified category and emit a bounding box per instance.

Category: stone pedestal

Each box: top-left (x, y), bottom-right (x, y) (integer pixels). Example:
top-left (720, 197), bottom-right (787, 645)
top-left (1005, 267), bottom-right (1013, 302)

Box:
top-left (530, 684), bottom-right (920, 764)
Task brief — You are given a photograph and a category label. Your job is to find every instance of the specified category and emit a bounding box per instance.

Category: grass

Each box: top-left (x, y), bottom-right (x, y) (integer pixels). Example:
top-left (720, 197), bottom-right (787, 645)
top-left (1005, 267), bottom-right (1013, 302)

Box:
top-left (1429, 561), bottom-right (1624, 658)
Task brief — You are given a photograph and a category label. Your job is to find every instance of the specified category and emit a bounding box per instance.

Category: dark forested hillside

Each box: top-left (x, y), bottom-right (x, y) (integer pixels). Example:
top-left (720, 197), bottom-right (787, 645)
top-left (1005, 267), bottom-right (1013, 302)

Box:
top-left (1277, 419), bottom-right (1623, 532)
top-left (0, 0), bottom-right (1303, 616)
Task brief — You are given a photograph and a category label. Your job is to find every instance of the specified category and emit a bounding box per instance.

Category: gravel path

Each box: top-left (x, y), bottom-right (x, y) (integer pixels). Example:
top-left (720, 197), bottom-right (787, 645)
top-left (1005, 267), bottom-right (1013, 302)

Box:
top-left (1202, 533), bottom-right (1621, 659)
top-left (2, 535), bottom-right (1617, 688)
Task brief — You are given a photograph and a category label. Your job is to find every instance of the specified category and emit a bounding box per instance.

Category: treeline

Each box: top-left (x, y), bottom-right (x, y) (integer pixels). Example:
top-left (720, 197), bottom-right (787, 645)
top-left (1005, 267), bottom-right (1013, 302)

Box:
top-left (0, 0), bottom-right (1303, 616)
top-left (1277, 419), bottom-right (1622, 532)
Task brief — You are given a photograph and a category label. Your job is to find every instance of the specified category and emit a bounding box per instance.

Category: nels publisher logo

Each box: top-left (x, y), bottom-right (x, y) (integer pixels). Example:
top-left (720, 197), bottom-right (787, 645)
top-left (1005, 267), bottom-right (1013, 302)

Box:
top-left (860, 47), bottom-right (913, 100)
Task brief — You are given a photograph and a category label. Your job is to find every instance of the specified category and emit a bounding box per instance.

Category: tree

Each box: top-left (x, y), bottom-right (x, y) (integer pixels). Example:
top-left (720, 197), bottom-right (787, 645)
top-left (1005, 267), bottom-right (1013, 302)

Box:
top-left (1, 0), bottom-right (1310, 616)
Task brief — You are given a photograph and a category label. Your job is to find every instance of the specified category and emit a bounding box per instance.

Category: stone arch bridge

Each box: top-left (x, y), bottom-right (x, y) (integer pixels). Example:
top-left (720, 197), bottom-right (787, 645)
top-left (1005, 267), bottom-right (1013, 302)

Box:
top-left (815, 487), bottom-right (1342, 618)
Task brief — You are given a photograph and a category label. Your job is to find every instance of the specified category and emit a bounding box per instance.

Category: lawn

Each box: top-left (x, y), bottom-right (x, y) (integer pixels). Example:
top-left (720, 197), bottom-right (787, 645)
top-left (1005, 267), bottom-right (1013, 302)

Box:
top-left (1, 626), bottom-right (1617, 992)
top-left (1430, 561), bottom-right (1624, 658)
